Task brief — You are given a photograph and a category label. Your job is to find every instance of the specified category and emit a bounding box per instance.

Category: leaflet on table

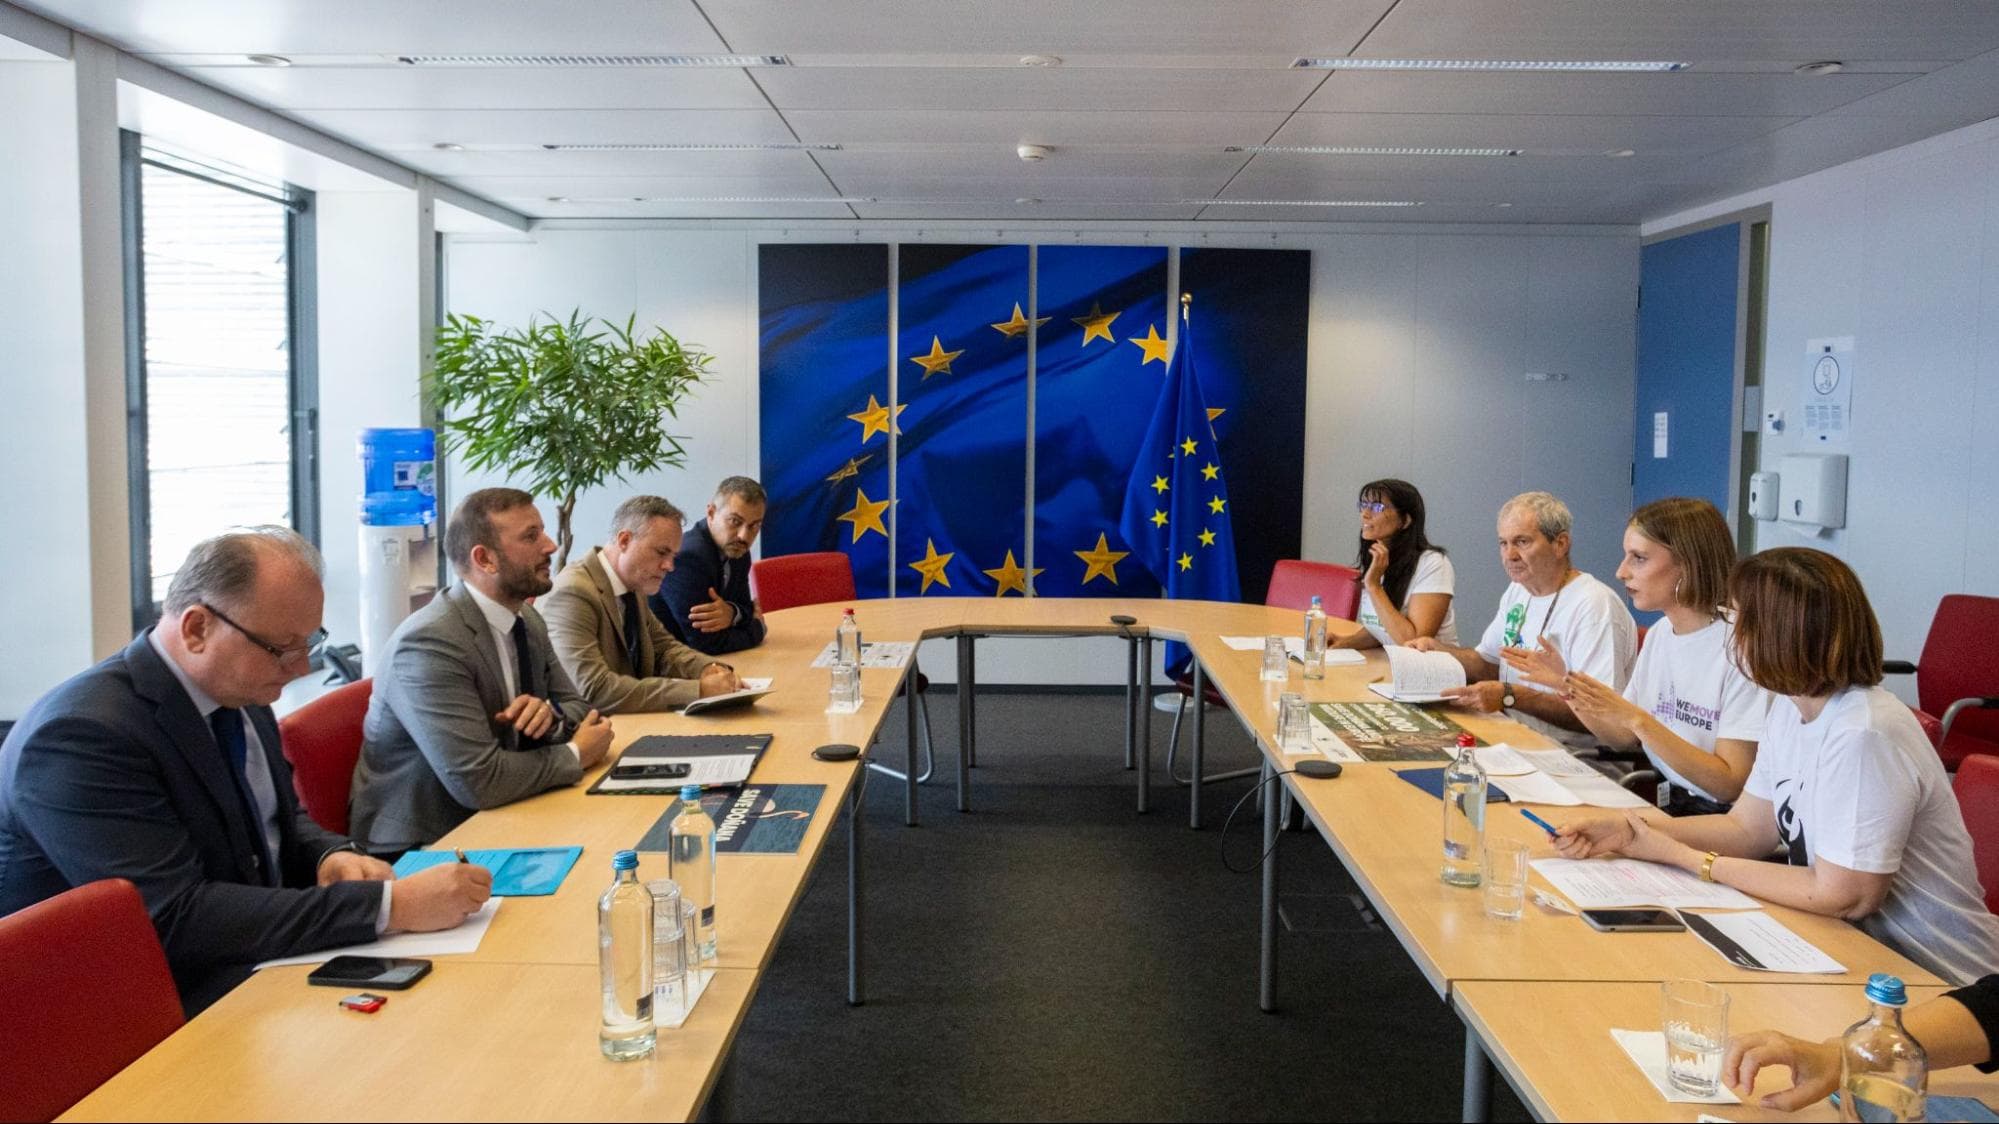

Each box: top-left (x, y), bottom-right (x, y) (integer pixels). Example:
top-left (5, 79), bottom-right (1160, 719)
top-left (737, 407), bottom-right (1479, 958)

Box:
top-left (809, 640), bottom-right (915, 669)
top-left (1678, 910), bottom-right (1846, 974)
top-left (1532, 856), bottom-right (1761, 910)
top-left (1364, 645), bottom-right (1466, 702)
top-left (255, 897), bottom-right (502, 969)
top-left (1503, 748), bottom-right (1651, 809)
top-left (1217, 635), bottom-right (1364, 664)
top-left (393, 846), bottom-right (582, 896)
top-left (1474, 744), bottom-right (1535, 775)
top-left (1308, 700), bottom-right (1476, 762)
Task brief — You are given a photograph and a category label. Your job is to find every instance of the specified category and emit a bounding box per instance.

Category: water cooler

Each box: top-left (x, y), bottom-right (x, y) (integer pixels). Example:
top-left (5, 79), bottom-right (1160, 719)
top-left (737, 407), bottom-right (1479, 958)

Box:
top-left (357, 427), bottom-right (439, 675)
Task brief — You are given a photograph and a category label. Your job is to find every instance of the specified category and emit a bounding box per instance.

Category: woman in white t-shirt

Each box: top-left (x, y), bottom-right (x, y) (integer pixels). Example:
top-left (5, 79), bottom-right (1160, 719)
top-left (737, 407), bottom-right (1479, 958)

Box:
top-left (1510, 497), bottom-right (1771, 815)
top-left (1553, 548), bottom-right (1999, 986)
top-left (1333, 478), bottom-right (1458, 649)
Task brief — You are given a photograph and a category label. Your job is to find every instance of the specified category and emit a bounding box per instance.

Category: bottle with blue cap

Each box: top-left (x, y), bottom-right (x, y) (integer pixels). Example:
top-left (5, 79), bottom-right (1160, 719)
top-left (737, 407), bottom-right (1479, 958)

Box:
top-left (597, 849), bottom-right (655, 1060)
top-left (1839, 973), bottom-right (1927, 1122)
top-left (669, 785), bottom-right (719, 963)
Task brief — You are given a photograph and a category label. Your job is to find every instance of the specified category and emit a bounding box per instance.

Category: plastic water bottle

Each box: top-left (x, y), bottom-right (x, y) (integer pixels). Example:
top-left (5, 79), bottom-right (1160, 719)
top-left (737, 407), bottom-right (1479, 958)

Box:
top-left (1839, 974), bottom-right (1927, 1122)
top-left (597, 850), bottom-right (655, 1060)
top-left (669, 785), bottom-right (719, 963)
top-left (836, 608), bottom-right (863, 666)
top-left (1302, 595), bottom-right (1329, 680)
top-left (1441, 732), bottom-right (1486, 886)
top-left (828, 608), bottom-right (863, 713)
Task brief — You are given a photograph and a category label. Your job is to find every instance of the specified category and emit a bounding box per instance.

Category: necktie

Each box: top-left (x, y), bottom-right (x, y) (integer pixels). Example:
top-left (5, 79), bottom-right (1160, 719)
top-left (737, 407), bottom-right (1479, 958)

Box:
top-left (209, 707), bottom-right (274, 885)
top-left (620, 591), bottom-right (644, 672)
top-left (510, 616), bottom-right (539, 700)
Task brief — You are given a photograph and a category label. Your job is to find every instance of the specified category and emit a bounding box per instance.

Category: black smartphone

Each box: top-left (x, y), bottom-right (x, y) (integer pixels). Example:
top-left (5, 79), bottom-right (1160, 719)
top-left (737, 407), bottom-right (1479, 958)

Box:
top-left (1581, 908), bottom-right (1686, 933)
top-left (306, 956), bottom-right (433, 990)
top-left (610, 762), bottom-right (692, 781)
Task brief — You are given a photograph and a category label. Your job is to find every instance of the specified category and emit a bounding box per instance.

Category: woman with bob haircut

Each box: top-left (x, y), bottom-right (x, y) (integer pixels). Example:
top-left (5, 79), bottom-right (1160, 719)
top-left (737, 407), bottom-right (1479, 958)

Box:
top-left (1333, 478), bottom-right (1457, 649)
top-left (1508, 497), bottom-right (1772, 814)
top-left (1551, 547), bottom-right (1999, 985)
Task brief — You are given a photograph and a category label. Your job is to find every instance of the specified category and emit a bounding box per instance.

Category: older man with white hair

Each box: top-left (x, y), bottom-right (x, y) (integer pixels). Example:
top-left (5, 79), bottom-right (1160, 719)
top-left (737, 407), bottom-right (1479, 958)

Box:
top-left (1410, 491), bottom-right (1637, 749)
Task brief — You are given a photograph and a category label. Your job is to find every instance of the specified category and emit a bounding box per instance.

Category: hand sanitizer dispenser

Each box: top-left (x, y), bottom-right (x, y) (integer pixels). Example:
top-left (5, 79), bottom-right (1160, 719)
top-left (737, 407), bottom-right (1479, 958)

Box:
top-left (1748, 472), bottom-right (1780, 521)
top-left (1778, 453), bottom-right (1847, 530)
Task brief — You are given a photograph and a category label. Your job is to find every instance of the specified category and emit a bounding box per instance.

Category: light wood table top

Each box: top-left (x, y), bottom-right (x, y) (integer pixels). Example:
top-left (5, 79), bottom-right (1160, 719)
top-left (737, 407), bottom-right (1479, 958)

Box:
top-left (1189, 633), bottom-right (1943, 996)
top-left (60, 963), bottom-right (759, 1122)
top-left (1453, 980), bottom-right (1997, 1122)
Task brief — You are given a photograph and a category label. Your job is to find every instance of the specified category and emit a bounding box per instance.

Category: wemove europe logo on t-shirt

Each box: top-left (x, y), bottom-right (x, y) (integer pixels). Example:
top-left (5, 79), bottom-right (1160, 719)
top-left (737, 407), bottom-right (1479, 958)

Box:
top-left (1652, 693), bottom-right (1720, 733)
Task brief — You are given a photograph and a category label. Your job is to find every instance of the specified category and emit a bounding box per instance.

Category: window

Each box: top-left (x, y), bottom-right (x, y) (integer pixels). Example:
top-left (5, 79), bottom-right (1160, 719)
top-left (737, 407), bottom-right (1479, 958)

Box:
top-left (122, 134), bottom-right (317, 627)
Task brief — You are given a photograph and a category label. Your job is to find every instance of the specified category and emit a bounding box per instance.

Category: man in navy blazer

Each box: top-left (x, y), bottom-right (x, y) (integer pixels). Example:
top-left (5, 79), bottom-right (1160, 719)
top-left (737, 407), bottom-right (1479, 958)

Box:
top-left (651, 475), bottom-right (769, 655)
top-left (0, 527), bottom-right (490, 1013)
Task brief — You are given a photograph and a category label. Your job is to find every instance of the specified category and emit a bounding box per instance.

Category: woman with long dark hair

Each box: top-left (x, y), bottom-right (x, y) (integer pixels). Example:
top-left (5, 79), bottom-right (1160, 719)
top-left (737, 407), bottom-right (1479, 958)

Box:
top-left (1336, 478), bottom-right (1456, 648)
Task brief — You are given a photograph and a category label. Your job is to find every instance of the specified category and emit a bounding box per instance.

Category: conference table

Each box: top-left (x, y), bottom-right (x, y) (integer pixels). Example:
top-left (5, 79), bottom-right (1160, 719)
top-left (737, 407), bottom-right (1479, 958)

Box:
top-left (60, 597), bottom-right (1987, 1122)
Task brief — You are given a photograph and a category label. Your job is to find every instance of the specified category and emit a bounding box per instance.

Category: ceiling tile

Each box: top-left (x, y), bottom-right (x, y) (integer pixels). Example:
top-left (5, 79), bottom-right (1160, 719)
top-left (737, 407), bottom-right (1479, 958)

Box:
top-left (449, 175), bottom-right (844, 200)
top-left (1270, 111), bottom-right (1800, 154)
top-left (849, 201), bottom-right (1205, 221)
top-left (815, 145), bottom-right (1247, 181)
top-left (287, 108), bottom-right (796, 148)
top-left (785, 109), bottom-right (1290, 146)
top-left (1298, 71), bottom-right (1911, 118)
top-left (402, 148), bottom-right (828, 179)
top-left (756, 65), bottom-right (1323, 113)
top-left (530, 200), bottom-right (858, 220)
top-left (174, 63), bottom-right (770, 111)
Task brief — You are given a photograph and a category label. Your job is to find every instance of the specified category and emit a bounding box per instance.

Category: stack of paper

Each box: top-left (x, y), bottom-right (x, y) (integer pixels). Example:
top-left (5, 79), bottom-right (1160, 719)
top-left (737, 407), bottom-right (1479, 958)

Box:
top-left (1492, 749), bottom-right (1652, 809)
top-left (1531, 857), bottom-right (1759, 910)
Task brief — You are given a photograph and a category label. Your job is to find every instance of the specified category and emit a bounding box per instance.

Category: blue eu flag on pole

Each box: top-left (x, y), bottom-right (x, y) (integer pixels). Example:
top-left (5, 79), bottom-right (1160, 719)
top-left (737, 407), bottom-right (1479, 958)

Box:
top-left (1118, 298), bottom-right (1241, 675)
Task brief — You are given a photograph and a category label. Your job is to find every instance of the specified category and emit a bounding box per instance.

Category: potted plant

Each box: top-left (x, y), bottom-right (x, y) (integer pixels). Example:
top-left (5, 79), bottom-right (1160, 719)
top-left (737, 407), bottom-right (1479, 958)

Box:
top-left (428, 310), bottom-right (712, 568)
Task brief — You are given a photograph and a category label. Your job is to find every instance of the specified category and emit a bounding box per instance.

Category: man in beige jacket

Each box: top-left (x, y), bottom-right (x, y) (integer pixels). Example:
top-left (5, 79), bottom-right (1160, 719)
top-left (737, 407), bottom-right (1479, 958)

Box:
top-left (542, 496), bottom-right (740, 713)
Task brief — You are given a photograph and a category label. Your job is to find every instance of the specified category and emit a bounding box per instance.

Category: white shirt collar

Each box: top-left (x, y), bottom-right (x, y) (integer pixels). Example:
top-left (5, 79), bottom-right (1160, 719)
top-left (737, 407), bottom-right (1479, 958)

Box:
top-left (147, 627), bottom-right (221, 718)
top-left (597, 547), bottom-right (630, 599)
top-left (462, 581), bottom-right (521, 639)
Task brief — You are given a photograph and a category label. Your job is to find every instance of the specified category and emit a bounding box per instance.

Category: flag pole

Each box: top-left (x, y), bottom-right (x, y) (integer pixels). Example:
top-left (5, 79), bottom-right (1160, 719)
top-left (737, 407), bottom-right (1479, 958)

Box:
top-left (1180, 291), bottom-right (1191, 323)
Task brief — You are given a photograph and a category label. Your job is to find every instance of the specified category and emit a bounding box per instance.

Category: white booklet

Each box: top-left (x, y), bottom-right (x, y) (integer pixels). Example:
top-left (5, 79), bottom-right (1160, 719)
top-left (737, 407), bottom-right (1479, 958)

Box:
top-left (1678, 910), bottom-right (1846, 974)
top-left (1367, 646), bottom-right (1467, 702)
top-left (1532, 857), bottom-right (1761, 910)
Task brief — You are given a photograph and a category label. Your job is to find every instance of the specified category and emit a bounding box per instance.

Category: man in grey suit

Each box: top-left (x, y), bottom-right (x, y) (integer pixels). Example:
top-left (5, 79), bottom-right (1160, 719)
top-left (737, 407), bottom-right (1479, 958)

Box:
top-left (542, 495), bottom-right (741, 713)
top-left (0, 527), bottom-right (490, 1013)
top-left (349, 488), bottom-right (615, 854)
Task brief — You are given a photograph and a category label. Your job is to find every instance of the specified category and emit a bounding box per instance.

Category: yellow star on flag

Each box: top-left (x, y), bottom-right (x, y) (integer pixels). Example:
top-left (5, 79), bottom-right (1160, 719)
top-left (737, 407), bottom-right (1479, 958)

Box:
top-left (989, 303), bottom-right (1049, 339)
top-left (823, 454), bottom-right (872, 485)
top-left (908, 336), bottom-right (965, 380)
top-left (1129, 323), bottom-right (1172, 366)
top-left (982, 549), bottom-right (1041, 597)
top-left (1177, 552), bottom-right (1194, 572)
top-left (1199, 528), bottom-right (1217, 547)
top-left (846, 394), bottom-right (907, 444)
top-left (1149, 509), bottom-right (1168, 528)
top-left (1208, 496), bottom-right (1227, 515)
top-left (1149, 475), bottom-right (1169, 495)
top-left (1074, 532), bottom-right (1129, 586)
top-left (1201, 462), bottom-right (1219, 481)
top-left (1180, 437), bottom-right (1198, 455)
top-left (836, 488), bottom-right (893, 543)
top-left (1072, 301), bottom-right (1121, 347)
top-left (908, 538), bottom-right (955, 593)
top-left (1207, 407), bottom-right (1226, 424)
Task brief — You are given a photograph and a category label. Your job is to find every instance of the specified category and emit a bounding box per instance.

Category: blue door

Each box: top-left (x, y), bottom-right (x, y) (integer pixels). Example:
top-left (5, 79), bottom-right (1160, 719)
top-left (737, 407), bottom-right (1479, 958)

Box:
top-left (1634, 225), bottom-right (1742, 516)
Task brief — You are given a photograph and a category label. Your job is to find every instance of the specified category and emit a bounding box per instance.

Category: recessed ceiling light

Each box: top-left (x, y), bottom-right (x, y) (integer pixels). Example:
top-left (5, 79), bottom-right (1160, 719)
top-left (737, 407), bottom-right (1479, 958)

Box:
top-left (547, 196), bottom-right (569, 203)
top-left (398, 54), bottom-right (789, 68)
top-left (1228, 145), bottom-right (1522, 157)
top-left (1192, 199), bottom-right (1423, 207)
top-left (546, 196), bottom-right (872, 205)
top-left (1491, 202), bottom-right (1514, 209)
top-left (246, 54), bottom-right (291, 67)
top-left (1019, 55), bottom-right (1062, 67)
top-left (1293, 57), bottom-right (1689, 73)
top-left (539, 142), bottom-right (842, 152)
top-left (1604, 148), bottom-right (1636, 158)
top-left (432, 142), bottom-right (464, 152)
top-left (1014, 197), bottom-right (1041, 205)
top-left (1795, 60), bottom-right (1845, 76)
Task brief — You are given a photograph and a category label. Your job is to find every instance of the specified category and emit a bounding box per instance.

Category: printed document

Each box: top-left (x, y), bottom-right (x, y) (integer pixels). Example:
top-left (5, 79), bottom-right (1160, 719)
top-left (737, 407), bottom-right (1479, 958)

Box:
top-left (1532, 857), bottom-right (1760, 910)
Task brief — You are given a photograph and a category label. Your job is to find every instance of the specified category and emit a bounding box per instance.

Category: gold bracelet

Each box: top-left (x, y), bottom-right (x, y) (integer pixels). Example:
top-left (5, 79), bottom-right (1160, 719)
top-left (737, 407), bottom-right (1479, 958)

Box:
top-left (1699, 851), bottom-right (1720, 883)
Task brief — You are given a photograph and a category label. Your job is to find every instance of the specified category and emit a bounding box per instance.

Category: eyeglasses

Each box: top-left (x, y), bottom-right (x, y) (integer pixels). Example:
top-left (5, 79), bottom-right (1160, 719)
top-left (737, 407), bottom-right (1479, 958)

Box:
top-left (202, 603), bottom-right (327, 663)
top-left (1356, 500), bottom-right (1388, 515)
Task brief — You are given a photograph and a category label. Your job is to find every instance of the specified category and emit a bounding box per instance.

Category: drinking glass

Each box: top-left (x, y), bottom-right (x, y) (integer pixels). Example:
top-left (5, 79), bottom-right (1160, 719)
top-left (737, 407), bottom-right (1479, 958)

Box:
top-left (1276, 693), bottom-right (1310, 752)
top-left (1661, 978), bottom-right (1729, 1097)
top-left (1480, 838), bottom-right (1528, 921)
top-left (646, 879), bottom-right (688, 1024)
top-left (1260, 636), bottom-right (1288, 682)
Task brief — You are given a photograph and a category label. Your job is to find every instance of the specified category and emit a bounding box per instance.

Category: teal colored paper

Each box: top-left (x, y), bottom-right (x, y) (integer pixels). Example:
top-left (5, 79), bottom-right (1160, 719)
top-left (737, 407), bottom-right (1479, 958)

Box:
top-left (392, 846), bottom-right (584, 896)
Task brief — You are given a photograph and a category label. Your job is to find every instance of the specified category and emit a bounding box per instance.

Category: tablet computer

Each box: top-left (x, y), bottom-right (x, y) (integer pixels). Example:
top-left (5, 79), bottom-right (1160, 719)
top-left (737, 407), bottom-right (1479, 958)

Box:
top-left (680, 686), bottom-right (774, 716)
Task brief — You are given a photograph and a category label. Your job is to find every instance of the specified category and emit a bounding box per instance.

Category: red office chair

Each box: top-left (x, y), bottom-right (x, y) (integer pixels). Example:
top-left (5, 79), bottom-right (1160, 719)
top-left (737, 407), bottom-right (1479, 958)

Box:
top-left (749, 552), bottom-right (935, 786)
top-left (1165, 559), bottom-right (1363, 787)
top-left (0, 879), bottom-right (185, 1121)
top-left (1884, 594), bottom-right (1999, 770)
top-left (1953, 755), bottom-right (1999, 915)
top-left (277, 678), bottom-right (373, 836)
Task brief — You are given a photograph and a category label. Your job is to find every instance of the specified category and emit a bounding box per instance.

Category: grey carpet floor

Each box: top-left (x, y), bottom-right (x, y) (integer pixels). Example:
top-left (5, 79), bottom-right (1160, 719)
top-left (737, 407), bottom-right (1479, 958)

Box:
top-left (719, 689), bottom-right (1533, 1122)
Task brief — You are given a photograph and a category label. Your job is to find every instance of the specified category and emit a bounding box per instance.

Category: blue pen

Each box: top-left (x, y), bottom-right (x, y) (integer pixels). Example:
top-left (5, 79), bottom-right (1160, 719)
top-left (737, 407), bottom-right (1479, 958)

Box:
top-left (1518, 808), bottom-right (1561, 838)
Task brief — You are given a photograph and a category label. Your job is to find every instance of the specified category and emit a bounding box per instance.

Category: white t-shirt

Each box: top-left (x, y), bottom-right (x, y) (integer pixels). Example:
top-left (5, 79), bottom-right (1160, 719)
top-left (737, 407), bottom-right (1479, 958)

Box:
top-left (1745, 686), bottom-right (1999, 986)
top-left (1356, 549), bottom-right (1460, 648)
top-left (1475, 571), bottom-right (1637, 748)
top-left (1620, 615), bottom-right (1772, 803)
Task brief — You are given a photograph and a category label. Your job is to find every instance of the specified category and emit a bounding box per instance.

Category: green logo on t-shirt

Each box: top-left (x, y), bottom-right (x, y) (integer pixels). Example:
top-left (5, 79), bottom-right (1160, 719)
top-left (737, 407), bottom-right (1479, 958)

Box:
top-left (1501, 602), bottom-right (1528, 648)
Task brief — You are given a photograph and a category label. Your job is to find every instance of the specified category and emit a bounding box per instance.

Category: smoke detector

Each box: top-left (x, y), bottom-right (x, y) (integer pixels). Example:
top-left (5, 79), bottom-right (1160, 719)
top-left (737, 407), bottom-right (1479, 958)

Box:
top-left (1017, 143), bottom-right (1050, 163)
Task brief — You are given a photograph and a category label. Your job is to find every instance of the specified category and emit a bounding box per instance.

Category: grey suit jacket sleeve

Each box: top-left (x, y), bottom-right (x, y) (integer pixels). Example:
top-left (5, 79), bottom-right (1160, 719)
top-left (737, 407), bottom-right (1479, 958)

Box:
top-left (12, 713), bottom-right (380, 983)
top-left (541, 582), bottom-right (706, 713)
top-left (387, 620), bottom-right (583, 811)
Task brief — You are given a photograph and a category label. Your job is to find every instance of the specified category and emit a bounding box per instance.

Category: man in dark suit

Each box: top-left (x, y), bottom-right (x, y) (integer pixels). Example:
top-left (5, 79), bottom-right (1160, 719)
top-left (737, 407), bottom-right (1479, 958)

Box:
top-left (0, 527), bottom-right (491, 1013)
top-left (349, 488), bottom-right (614, 854)
top-left (652, 475), bottom-right (769, 655)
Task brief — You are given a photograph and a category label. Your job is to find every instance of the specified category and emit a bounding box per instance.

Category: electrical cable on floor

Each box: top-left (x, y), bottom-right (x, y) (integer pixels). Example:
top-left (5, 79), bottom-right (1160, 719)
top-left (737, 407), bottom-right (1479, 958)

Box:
top-left (1220, 768), bottom-right (1310, 873)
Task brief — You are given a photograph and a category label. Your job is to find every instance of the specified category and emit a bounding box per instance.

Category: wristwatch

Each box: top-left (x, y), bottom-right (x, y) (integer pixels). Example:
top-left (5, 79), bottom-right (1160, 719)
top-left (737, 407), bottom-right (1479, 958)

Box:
top-left (1500, 687), bottom-right (1516, 710)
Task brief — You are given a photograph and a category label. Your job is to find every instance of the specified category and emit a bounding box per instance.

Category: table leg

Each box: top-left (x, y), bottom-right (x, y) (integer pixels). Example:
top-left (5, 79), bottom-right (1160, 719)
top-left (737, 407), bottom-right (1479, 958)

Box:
top-left (1259, 760), bottom-right (1280, 1013)
top-left (1138, 636), bottom-right (1153, 814)
top-left (904, 659), bottom-right (919, 828)
top-left (1189, 659), bottom-right (1206, 829)
top-left (1123, 639), bottom-right (1137, 770)
top-left (966, 638), bottom-right (978, 769)
top-left (956, 634), bottom-right (973, 813)
top-left (847, 767), bottom-right (866, 1007)
top-left (1461, 1026), bottom-right (1492, 1123)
